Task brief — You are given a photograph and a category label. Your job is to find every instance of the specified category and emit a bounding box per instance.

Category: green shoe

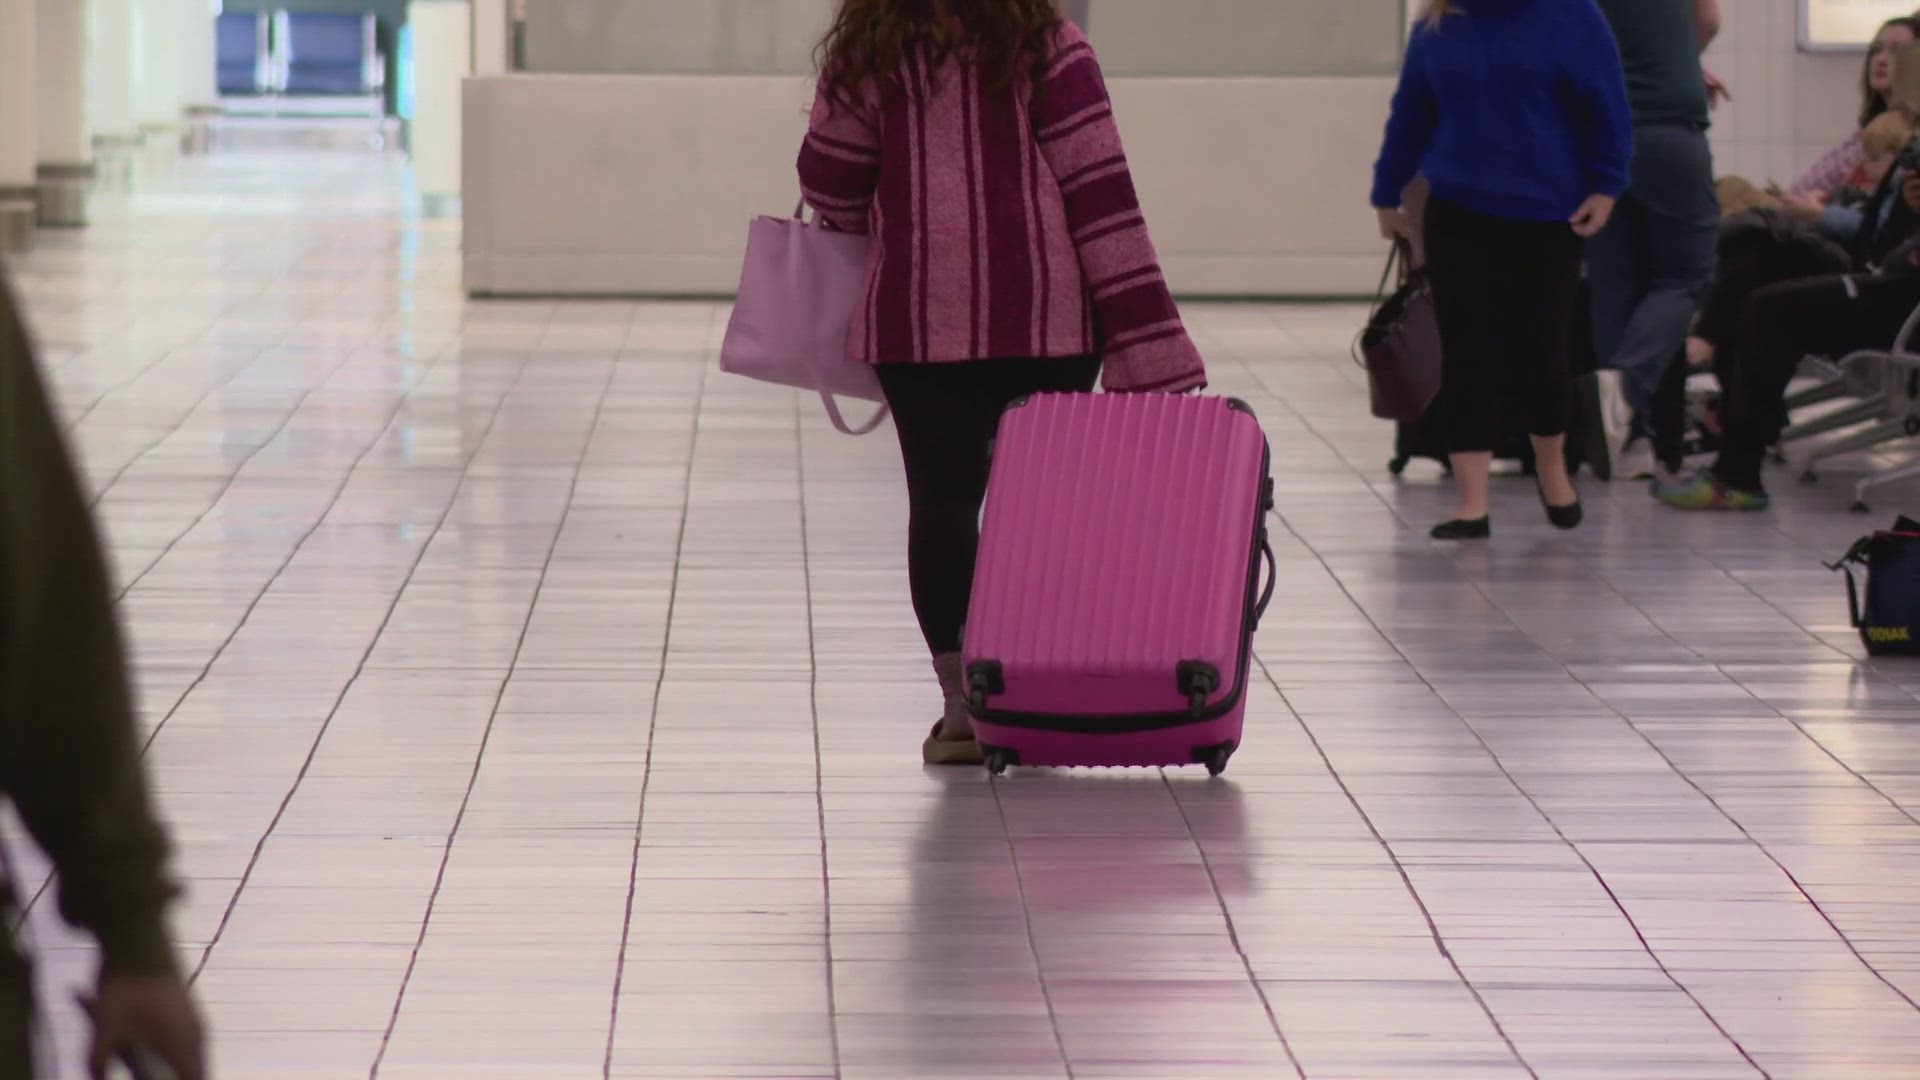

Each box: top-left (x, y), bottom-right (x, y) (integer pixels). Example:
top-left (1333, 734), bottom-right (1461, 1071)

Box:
top-left (1654, 470), bottom-right (1771, 511)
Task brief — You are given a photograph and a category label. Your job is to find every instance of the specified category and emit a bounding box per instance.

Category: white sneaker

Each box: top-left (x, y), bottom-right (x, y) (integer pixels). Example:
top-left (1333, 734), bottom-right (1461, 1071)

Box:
top-left (1617, 440), bottom-right (1657, 481)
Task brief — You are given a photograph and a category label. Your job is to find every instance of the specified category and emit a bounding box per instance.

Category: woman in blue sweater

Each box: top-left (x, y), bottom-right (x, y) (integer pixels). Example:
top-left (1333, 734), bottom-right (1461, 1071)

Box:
top-left (1373, 0), bottom-right (1634, 539)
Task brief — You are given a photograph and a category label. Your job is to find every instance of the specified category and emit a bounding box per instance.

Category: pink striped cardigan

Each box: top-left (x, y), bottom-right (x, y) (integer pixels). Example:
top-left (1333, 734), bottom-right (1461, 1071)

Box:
top-left (1792, 132), bottom-right (1866, 199)
top-left (796, 21), bottom-right (1206, 394)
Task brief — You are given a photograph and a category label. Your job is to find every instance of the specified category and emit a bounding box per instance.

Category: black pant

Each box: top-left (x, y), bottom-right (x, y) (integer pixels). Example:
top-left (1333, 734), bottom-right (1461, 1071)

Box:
top-left (1696, 216), bottom-right (1851, 359)
top-left (877, 355), bottom-right (1102, 656)
top-left (1715, 271), bottom-right (1920, 489)
top-left (1424, 195), bottom-right (1586, 453)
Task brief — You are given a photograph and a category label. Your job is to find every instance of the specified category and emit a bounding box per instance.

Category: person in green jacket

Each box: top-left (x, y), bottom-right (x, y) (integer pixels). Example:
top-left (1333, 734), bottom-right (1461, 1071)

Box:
top-left (0, 271), bottom-right (206, 1080)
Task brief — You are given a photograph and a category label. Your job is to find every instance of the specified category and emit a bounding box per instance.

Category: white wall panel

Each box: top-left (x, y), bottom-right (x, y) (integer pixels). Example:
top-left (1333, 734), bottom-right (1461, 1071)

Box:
top-left (462, 73), bottom-right (1392, 297)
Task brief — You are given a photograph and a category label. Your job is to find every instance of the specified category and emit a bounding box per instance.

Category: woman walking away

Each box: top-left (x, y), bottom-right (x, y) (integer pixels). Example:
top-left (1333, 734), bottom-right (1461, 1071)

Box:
top-left (798, 0), bottom-right (1206, 764)
top-left (1372, 0), bottom-right (1634, 539)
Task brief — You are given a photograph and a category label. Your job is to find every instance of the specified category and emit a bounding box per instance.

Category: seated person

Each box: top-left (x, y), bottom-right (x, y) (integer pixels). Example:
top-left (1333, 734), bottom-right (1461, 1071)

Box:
top-left (1716, 111), bottom-right (1913, 225)
top-left (1810, 110), bottom-right (1914, 239)
top-left (1780, 16), bottom-right (1917, 211)
top-left (1657, 167), bottom-right (1920, 511)
top-left (1691, 147), bottom-right (1920, 373)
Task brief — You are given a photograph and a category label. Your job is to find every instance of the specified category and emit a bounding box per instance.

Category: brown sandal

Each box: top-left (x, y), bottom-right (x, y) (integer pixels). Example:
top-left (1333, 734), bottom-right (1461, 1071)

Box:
top-left (922, 721), bottom-right (985, 766)
top-left (923, 653), bottom-right (983, 765)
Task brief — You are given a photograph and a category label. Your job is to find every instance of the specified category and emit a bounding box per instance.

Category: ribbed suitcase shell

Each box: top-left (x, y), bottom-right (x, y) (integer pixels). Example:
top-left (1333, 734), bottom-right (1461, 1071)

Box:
top-left (963, 393), bottom-right (1273, 772)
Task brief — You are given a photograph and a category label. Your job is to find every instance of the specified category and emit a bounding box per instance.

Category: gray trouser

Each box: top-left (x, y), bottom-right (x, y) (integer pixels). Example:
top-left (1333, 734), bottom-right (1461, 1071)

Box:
top-left (1587, 121), bottom-right (1721, 438)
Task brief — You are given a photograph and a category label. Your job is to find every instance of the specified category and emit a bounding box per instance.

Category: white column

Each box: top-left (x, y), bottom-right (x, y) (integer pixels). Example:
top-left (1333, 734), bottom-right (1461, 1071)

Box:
top-left (411, 0), bottom-right (471, 209)
top-left (36, 0), bottom-right (94, 225)
top-left (178, 0), bottom-right (218, 112)
top-left (89, 0), bottom-right (140, 148)
top-left (133, 0), bottom-right (184, 135)
top-left (472, 0), bottom-right (509, 75)
top-left (176, 0), bottom-right (219, 152)
top-left (0, 0), bottom-right (37, 248)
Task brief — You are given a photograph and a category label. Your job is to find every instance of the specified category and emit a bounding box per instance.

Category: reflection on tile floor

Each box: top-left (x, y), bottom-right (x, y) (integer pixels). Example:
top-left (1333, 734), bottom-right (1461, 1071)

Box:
top-left (4, 150), bottom-right (1920, 1079)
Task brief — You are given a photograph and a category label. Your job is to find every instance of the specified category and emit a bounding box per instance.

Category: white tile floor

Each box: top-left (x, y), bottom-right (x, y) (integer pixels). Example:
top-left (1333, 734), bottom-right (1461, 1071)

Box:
top-left (5, 148), bottom-right (1920, 1080)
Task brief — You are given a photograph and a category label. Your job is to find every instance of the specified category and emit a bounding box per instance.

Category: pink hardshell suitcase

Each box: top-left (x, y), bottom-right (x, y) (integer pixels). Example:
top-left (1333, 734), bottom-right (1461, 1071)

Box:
top-left (963, 393), bottom-right (1276, 776)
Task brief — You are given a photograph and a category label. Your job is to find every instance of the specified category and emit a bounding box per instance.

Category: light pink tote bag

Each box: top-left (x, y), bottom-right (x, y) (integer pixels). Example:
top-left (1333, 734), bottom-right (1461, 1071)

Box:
top-left (720, 203), bottom-right (888, 435)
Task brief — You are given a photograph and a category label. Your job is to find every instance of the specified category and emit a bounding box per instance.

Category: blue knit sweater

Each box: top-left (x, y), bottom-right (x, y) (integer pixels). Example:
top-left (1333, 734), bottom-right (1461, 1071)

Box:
top-left (1372, 0), bottom-right (1635, 222)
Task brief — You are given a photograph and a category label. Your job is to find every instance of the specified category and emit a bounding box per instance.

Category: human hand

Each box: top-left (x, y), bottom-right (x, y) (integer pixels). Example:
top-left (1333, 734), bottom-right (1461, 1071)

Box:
top-left (1569, 194), bottom-right (1617, 238)
top-left (1704, 69), bottom-right (1731, 110)
top-left (1376, 207), bottom-right (1409, 242)
top-left (85, 976), bottom-right (207, 1080)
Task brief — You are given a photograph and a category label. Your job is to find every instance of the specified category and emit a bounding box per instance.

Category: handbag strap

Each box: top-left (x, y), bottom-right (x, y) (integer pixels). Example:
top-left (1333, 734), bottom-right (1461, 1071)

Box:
top-left (1827, 536), bottom-right (1876, 628)
top-left (1352, 240), bottom-right (1412, 369)
top-left (1842, 564), bottom-right (1865, 629)
top-left (786, 195), bottom-right (886, 435)
top-left (1378, 241), bottom-right (1406, 300)
top-left (817, 391), bottom-right (889, 436)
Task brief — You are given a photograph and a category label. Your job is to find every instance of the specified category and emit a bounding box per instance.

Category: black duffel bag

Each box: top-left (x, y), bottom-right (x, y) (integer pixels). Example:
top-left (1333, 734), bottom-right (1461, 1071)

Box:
top-left (1829, 516), bottom-right (1920, 656)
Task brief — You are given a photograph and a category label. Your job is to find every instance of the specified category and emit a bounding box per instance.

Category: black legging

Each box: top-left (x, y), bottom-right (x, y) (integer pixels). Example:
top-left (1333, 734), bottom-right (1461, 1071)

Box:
top-left (877, 355), bottom-right (1103, 656)
top-left (1424, 195), bottom-right (1585, 453)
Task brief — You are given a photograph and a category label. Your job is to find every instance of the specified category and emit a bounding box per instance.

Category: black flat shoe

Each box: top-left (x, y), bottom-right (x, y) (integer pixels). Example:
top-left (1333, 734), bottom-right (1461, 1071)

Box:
top-left (1538, 486), bottom-right (1584, 530)
top-left (1543, 500), bottom-right (1584, 530)
top-left (1431, 517), bottom-right (1491, 540)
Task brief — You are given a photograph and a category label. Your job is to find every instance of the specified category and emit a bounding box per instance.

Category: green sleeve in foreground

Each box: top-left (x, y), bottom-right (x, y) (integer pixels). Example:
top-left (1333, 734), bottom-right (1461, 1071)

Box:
top-left (0, 276), bottom-right (179, 978)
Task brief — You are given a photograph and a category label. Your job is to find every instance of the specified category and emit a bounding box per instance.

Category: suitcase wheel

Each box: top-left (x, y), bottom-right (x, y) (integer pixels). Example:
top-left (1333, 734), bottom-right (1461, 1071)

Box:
top-left (1388, 455), bottom-right (1410, 477)
top-left (1195, 743), bottom-right (1235, 778)
top-left (983, 748), bottom-right (1017, 776)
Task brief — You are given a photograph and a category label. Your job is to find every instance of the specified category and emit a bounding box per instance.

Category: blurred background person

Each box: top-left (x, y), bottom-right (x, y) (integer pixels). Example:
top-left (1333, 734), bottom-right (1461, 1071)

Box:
top-left (1371, 0), bottom-right (1633, 539)
top-left (1585, 0), bottom-right (1722, 482)
top-left (0, 272), bottom-right (207, 1080)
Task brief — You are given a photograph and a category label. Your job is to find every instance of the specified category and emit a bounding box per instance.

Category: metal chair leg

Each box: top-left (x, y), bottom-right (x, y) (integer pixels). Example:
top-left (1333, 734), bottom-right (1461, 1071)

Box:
top-left (1783, 379), bottom-right (1853, 411)
top-left (1803, 419), bottom-right (1914, 471)
top-left (1780, 397), bottom-right (1889, 445)
top-left (1854, 456), bottom-right (1920, 507)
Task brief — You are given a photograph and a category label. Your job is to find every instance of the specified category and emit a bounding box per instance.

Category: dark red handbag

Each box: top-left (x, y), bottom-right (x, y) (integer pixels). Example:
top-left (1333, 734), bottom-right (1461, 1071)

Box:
top-left (1356, 240), bottom-right (1442, 422)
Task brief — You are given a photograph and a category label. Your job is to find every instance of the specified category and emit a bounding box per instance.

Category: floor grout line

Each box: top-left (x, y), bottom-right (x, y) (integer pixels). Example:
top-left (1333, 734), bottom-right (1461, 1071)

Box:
top-left (371, 348), bottom-right (621, 1078)
top-left (602, 329), bottom-right (714, 1080)
top-left (794, 391), bottom-right (847, 1080)
top-left (182, 348), bottom-right (536, 989)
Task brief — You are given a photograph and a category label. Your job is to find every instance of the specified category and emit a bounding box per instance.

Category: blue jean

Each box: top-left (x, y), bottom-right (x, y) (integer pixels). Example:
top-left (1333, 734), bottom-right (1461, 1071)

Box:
top-left (1587, 122), bottom-right (1720, 438)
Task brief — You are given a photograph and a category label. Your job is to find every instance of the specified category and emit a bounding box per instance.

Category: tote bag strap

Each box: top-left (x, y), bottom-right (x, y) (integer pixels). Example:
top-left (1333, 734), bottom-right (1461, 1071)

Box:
top-left (814, 387), bottom-right (889, 435)
top-left (789, 197), bottom-right (891, 436)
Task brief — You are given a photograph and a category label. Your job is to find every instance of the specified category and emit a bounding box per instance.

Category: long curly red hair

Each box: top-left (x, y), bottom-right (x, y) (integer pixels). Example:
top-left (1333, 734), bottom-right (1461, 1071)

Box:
top-left (817, 0), bottom-right (1064, 114)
